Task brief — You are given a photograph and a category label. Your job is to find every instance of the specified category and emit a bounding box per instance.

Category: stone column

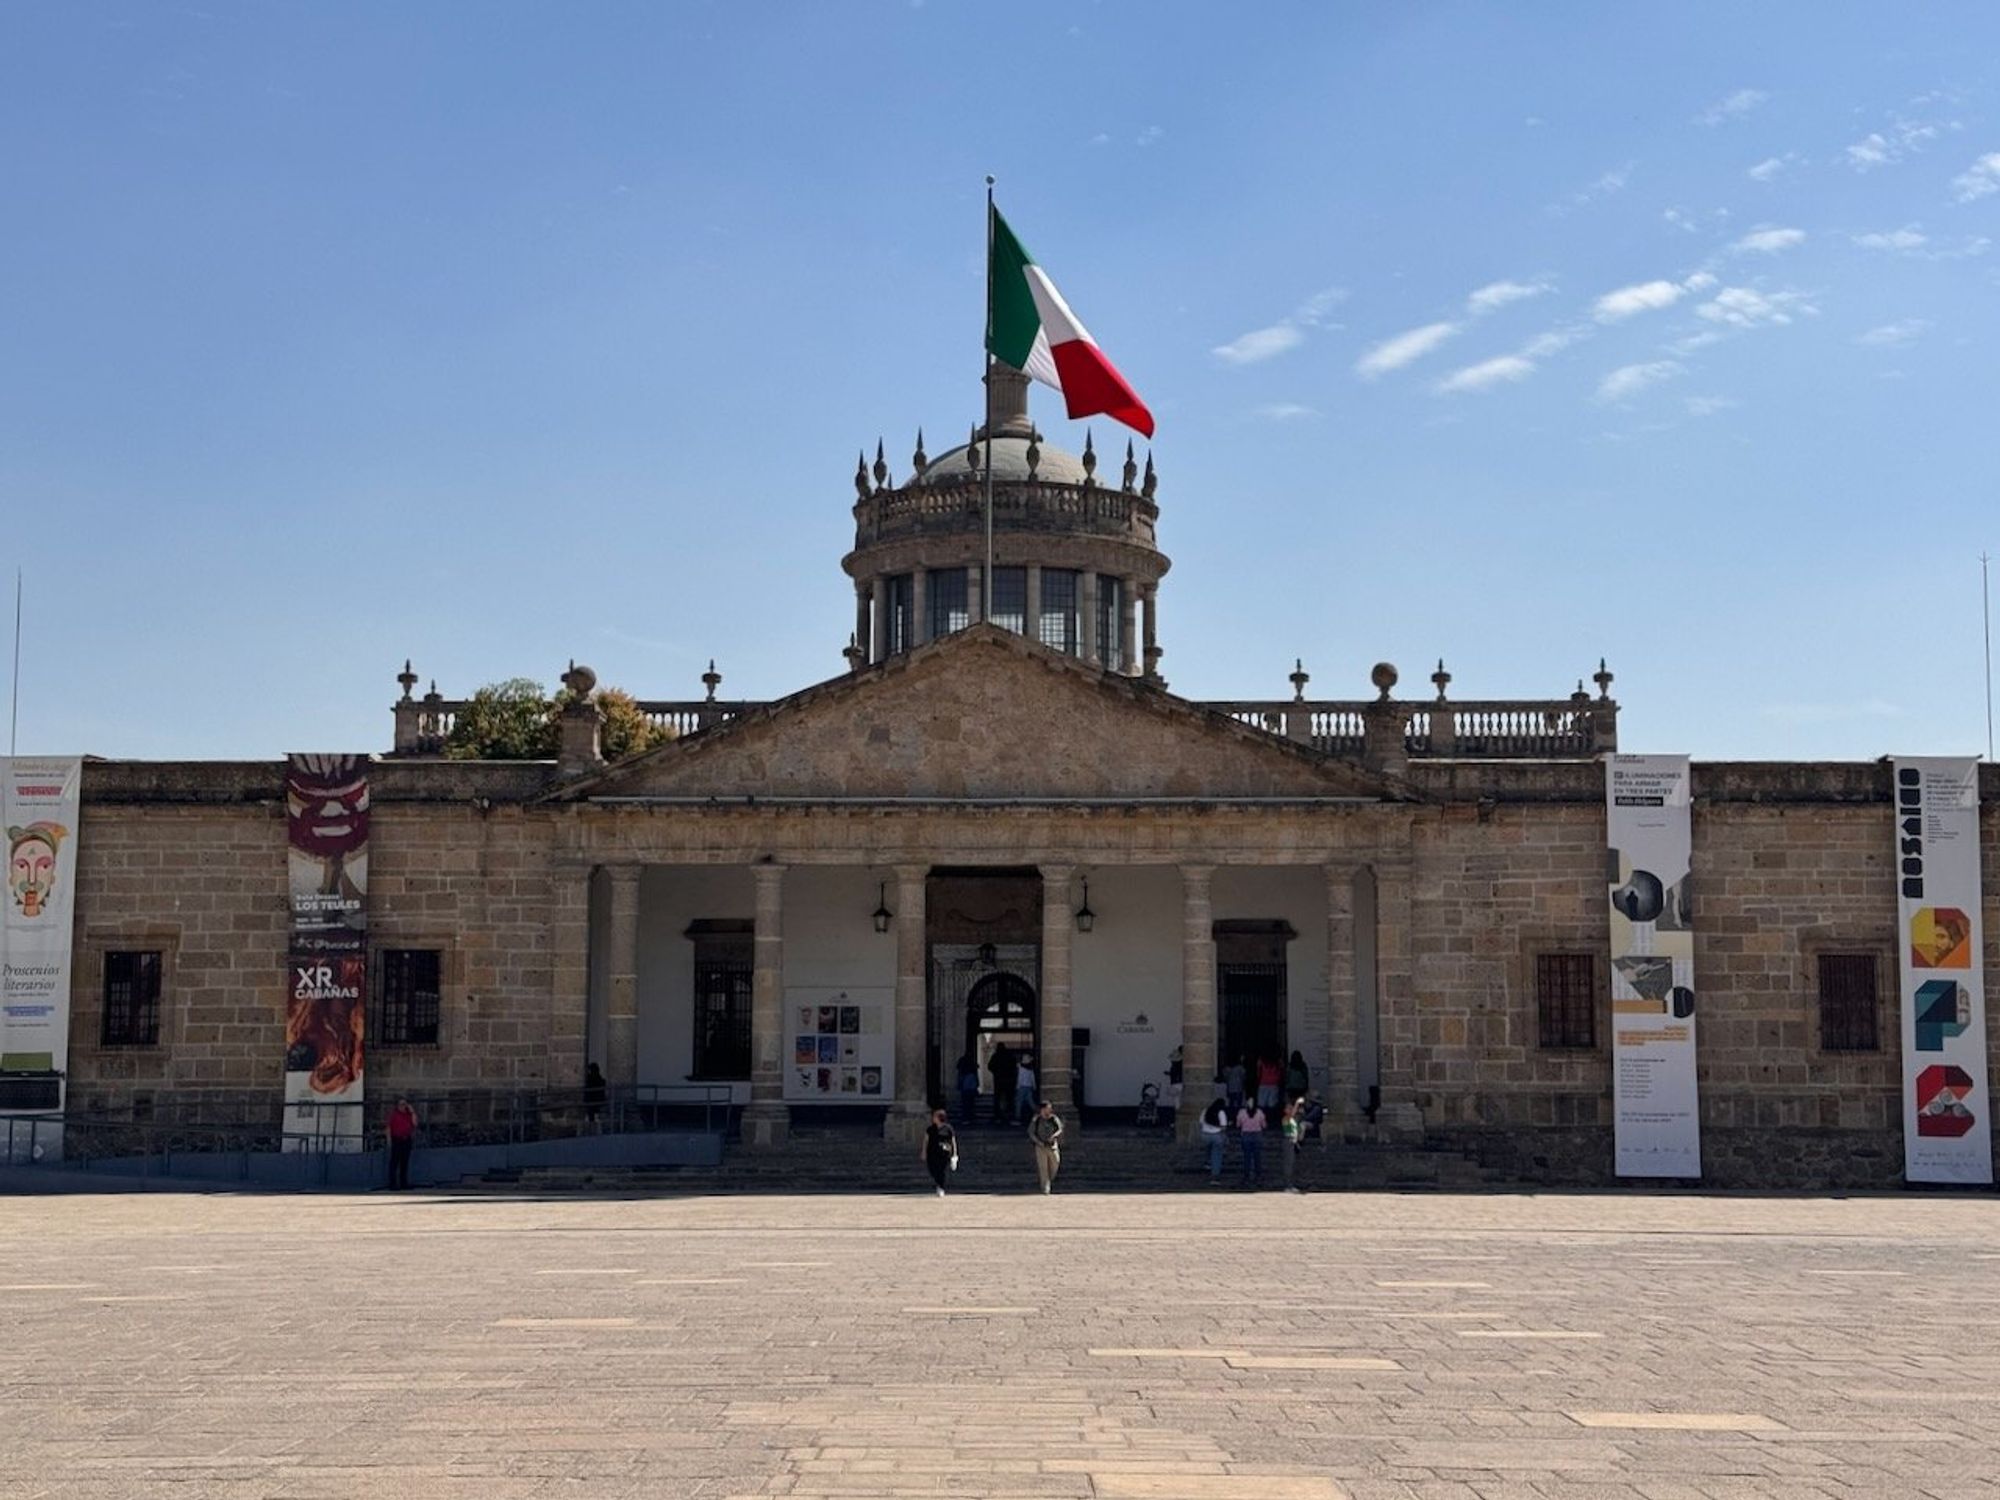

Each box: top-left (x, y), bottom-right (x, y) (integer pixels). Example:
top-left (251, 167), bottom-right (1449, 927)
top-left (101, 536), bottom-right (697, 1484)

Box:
top-left (1175, 864), bottom-right (1216, 1142)
top-left (912, 566), bottom-right (929, 647)
top-left (869, 577), bottom-right (888, 663)
top-left (1323, 864), bottom-right (1357, 1139)
top-left (968, 564), bottom-right (984, 625)
top-left (885, 863), bottom-right (930, 1144)
top-left (1079, 572), bottom-right (1099, 665)
top-left (1025, 563), bottom-right (1042, 644)
top-left (854, 584), bottom-right (871, 665)
top-left (741, 863), bottom-right (789, 1147)
top-left (1141, 583), bottom-right (1160, 681)
top-left (1372, 852), bottom-right (1420, 1140)
top-left (604, 865), bottom-right (642, 1090)
top-left (1120, 577), bottom-right (1139, 675)
top-left (1038, 864), bottom-right (1076, 1123)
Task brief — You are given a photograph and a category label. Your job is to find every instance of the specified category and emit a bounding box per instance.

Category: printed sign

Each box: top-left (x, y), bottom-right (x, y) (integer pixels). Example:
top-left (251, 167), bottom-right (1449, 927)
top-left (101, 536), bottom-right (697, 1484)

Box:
top-left (784, 987), bottom-right (892, 1103)
top-left (283, 755), bottom-right (369, 1150)
top-left (1, 757), bottom-right (82, 1157)
top-left (1893, 758), bottom-right (1991, 1185)
top-left (1606, 755), bottom-right (1701, 1179)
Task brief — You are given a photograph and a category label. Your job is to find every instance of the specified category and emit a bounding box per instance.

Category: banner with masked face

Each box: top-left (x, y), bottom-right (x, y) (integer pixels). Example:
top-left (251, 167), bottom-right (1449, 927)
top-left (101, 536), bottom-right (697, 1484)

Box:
top-left (1606, 755), bottom-right (1701, 1179)
top-left (283, 754), bottom-right (368, 1151)
top-left (2, 757), bottom-right (82, 1157)
top-left (1893, 757), bottom-right (1991, 1185)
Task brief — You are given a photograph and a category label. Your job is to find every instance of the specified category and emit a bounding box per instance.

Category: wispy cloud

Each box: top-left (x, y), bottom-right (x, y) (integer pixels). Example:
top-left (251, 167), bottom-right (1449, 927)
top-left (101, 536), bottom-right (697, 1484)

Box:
top-left (1845, 115), bottom-right (1946, 171)
top-left (1355, 320), bottom-right (1458, 378)
top-left (1856, 318), bottom-right (1930, 347)
top-left (1695, 88), bottom-right (1768, 126)
top-left (1853, 225), bottom-right (1927, 251)
top-left (1465, 279), bottom-right (1550, 315)
top-left (1553, 162), bottom-right (1633, 214)
top-left (1596, 360), bottom-right (1684, 403)
top-left (1747, 154), bottom-right (1799, 182)
top-left (1213, 325), bottom-right (1304, 366)
top-left (1254, 402), bottom-right (1320, 422)
top-left (1696, 286), bottom-right (1817, 328)
top-left (1685, 395), bottom-right (1739, 417)
top-left (1593, 279), bottom-right (1685, 322)
top-left (1950, 152), bottom-right (2000, 202)
top-left (1435, 355), bottom-right (1536, 394)
top-left (1850, 223), bottom-right (1990, 260)
top-left (1732, 226), bottom-right (1805, 254)
top-left (1135, 124), bottom-right (1164, 148)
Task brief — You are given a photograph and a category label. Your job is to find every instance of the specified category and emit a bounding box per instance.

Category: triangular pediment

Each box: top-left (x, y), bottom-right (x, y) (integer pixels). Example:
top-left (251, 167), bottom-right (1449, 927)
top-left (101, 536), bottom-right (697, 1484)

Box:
top-left (557, 626), bottom-right (1405, 803)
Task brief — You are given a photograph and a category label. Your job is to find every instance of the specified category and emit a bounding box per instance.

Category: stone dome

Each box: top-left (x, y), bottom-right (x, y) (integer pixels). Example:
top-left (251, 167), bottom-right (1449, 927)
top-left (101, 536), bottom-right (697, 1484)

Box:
top-left (911, 435), bottom-right (1090, 488)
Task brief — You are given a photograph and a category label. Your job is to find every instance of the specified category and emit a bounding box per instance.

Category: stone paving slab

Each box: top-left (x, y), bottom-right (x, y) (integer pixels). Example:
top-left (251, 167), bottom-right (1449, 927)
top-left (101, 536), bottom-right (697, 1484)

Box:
top-left (1, 1190), bottom-right (1998, 1498)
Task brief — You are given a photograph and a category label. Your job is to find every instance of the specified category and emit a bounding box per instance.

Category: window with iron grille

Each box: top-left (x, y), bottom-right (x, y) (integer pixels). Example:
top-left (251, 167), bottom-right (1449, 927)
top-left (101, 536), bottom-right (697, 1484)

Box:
top-left (1096, 575), bottom-right (1124, 670)
top-left (1037, 569), bottom-right (1079, 654)
top-left (689, 924), bottom-right (754, 1080)
top-left (928, 567), bottom-right (969, 639)
top-left (1817, 952), bottom-right (1880, 1052)
top-left (376, 948), bottom-right (442, 1047)
top-left (1535, 952), bottom-right (1596, 1049)
top-left (885, 573), bottom-right (914, 655)
top-left (101, 951), bottom-right (162, 1047)
top-left (989, 566), bottom-right (1026, 634)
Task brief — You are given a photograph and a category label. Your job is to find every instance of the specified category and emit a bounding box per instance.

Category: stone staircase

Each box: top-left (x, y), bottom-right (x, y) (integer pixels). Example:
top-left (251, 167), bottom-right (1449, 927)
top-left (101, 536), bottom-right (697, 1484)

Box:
top-left (462, 1124), bottom-right (1512, 1194)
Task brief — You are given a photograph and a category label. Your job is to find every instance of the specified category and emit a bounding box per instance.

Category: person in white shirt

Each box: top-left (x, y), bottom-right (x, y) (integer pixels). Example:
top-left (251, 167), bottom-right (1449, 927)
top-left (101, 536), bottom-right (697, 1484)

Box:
top-left (1014, 1059), bottom-right (1038, 1123)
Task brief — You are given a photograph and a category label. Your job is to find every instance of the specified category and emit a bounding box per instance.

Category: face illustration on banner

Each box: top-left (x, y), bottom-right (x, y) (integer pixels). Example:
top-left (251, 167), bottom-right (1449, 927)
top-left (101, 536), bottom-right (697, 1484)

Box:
top-left (286, 754), bottom-right (370, 897)
top-left (7, 821), bottom-right (67, 918)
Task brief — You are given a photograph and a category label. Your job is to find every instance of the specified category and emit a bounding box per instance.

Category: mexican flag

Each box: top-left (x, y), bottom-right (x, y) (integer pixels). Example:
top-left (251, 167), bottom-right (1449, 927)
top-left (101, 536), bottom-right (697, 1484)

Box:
top-left (987, 206), bottom-right (1154, 438)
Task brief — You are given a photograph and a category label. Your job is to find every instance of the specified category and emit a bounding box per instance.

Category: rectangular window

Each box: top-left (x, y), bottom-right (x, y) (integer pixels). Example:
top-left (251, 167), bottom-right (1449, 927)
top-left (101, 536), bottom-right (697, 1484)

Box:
top-left (1817, 953), bottom-right (1880, 1052)
top-left (1038, 569), bottom-right (1079, 654)
top-left (989, 566), bottom-right (1026, 634)
top-left (376, 948), bottom-right (443, 1047)
top-left (689, 922), bottom-right (754, 1080)
top-left (1096, 575), bottom-right (1124, 670)
top-left (928, 567), bottom-right (969, 640)
top-left (101, 951), bottom-right (162, 1047)
top-left (1535, 952), bottom-right (1596, 1049)
top-left (885, 573), bottom-right (914, 655)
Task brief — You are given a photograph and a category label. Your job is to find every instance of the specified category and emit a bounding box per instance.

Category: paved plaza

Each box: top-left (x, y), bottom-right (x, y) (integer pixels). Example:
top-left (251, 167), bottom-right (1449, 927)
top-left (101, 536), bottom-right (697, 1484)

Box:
top-left (3, 1187), bottom-right (1999, 1499)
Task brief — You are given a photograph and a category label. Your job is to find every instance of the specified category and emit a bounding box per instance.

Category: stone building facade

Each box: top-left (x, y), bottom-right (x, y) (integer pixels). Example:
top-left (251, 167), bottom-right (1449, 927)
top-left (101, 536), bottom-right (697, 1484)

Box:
top-left (52, 375), bottom-right (2000, 1187)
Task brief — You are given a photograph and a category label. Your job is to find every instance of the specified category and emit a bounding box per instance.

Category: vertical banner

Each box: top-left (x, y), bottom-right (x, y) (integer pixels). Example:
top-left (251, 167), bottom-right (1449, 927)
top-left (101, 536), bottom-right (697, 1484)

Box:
top-left (1606, 755), bottom-right (1702, 1179)
top-left (1893, 757), bottom-right (1991, 1185)
top-left (283, 755), bottom-right (369, 1152)
top-left (1, 757), bottom-right (83, 1161)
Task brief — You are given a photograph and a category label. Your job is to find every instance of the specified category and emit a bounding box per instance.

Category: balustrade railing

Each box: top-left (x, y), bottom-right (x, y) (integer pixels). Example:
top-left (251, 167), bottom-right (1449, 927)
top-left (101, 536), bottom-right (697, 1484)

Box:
top-left (855, 479), bottom-right (1156, 546)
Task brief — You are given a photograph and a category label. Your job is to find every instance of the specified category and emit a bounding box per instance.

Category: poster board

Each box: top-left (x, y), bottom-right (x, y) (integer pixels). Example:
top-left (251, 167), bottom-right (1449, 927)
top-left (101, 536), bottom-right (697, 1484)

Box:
top-left (2, 757), bottom-right (82, 1160)
top-left (783, 986), bottom-right (893, 1103)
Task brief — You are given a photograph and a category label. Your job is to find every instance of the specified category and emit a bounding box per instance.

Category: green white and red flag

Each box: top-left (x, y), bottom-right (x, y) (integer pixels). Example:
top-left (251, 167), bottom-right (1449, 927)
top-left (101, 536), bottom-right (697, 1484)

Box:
top-left (986, 206), bottom-right (1154, 438)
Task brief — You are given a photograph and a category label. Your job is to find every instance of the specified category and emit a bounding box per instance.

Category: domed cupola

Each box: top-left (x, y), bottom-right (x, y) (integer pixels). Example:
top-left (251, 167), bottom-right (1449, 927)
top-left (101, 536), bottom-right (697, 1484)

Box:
top-left (840, 364), bottom-right (1169, 679)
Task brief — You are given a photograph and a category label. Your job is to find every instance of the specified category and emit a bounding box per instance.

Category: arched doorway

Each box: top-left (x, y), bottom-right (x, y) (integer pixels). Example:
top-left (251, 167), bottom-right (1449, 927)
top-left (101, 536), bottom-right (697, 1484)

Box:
top-left (965, 971), bottom-right (1037, 1119)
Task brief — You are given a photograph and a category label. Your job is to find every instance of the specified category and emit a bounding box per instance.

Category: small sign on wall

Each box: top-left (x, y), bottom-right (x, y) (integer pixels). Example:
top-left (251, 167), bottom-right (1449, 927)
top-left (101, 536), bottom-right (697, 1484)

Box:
top-left (783, 986), bottom-right (893, 1103)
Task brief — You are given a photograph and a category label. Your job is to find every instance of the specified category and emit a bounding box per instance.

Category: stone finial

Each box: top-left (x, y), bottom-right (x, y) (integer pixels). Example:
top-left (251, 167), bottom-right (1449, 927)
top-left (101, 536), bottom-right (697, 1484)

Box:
top-left (1289, 658), bottom-right (1310, 701)
top-left (843, 633), bottom-right (865, 673)
top-left (1141, 450), bottom-right (1157, 500)
top-left (854, 451), bottom-right (870, 500)
top-left (397, 659), bottom-right (418, 700)
top-left (1370, 661), bottom-right (1399, 702)
top-left (1081, 429), bottom-right (1097, 486)
top-left (556, 662), bottom-right (604, 776)
top-left (1593, 658), bottom-right (1615, 700)
top-left (425, 679), bottom-right (439, 701)
top-left (560, 659), bottom-right (598, 699)
top-left (912, 428), bottom-right (928, 477)
top-left (1572, 679), bottom-right (1591, 704)
top-left (1025, 427), bottom-right (1041, 477)
top-left (701, 659), bottom-right (722, 702)
top-left (872, 439), bottom-right (889, 491)
top-left (1431, 658), bottom-right (1451, 702)
top-left (967, 424), bottom-right (982, 472)
top-left (1121, 439), bottom-right (1138, 492)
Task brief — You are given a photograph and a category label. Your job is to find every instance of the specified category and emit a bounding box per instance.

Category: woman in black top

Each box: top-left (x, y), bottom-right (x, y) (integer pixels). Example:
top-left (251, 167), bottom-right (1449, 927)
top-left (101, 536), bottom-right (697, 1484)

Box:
top-left (920, 1107), bottom-right (957, 1196)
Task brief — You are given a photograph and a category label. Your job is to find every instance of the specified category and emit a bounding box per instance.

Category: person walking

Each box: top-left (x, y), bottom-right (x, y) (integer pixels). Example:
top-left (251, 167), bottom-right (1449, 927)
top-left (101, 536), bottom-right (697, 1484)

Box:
top-left (1027, 1098), bottom-right (1064, 1194)
top-left (989, 1043), bottom-right (1018, 1124)
top-left (1014, 1057), bottom-right (1038, 1125)
top-left (1224, 1057), bottom-right (1246, 1114)
top-left (1235, 1097), bottom-right (1267, 1188)
top-left (1285, 1050), bottom-right (1311, 1103)
top-left (954, 1053), bottom-right (980, 1124)
top-left (583, 1061), bottom-right (607, 1133)
top-left (1199, 1095), bottom-right (1231, 1185)
top-left (1256, 1054), bottom-right (1283, 1112)
top-left (1280, 1099), bottom-right (1304, 1192)
top-left (920, 1107), bottom-right (958, 1196)
top-left (385, 1097), bottom-right (419, 1190)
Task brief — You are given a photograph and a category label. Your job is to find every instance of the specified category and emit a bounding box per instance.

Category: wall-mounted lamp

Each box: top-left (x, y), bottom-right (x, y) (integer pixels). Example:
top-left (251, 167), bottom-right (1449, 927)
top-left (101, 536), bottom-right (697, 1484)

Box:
top-left (871, 882), bottom-right (893, 934)
top-left (1074, 876), bottom-right (1096, 934)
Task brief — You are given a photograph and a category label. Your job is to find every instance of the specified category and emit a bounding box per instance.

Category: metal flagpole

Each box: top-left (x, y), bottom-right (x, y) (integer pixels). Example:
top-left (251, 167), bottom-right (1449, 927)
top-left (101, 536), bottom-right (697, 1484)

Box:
top-left (983, 174), bottom-right (996, 619)
top-left (1983, 550), bottom-right (1993, 762)
top-left (9, 567), bottom-right (19, 758)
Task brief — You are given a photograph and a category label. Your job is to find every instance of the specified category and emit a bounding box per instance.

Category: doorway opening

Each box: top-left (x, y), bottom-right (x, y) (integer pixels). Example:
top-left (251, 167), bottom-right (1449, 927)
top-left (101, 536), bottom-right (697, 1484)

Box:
top-left (1215, 919), bottom-right (1295, 1092)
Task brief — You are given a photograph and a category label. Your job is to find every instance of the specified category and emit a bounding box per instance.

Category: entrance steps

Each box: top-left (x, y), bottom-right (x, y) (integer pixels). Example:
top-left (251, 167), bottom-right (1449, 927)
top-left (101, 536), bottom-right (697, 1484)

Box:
top-left (460, 1125), bottom-right (1511, 1194)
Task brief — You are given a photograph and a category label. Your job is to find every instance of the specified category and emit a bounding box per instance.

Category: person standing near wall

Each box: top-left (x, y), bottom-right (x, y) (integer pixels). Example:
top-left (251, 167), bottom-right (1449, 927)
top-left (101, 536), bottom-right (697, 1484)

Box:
top-left (1280, 1099), bottom-right (1303, 1193)
top-left (1256, 1054), bottom-right (1282, 1112)
top-left (1285, 1050), bottom-right (1310, 1104)
top-left (990, 1043), bottom-right (1018, 1124)
top-left (1028, 1098), bottom-right (1064, 1194)
top-left (1235, 1097), bottom-right (1267, 1189)
top-left (1014, 1057), bottom-right (1038, 1125)
top-left (1224, 1058), bottom-right (1246, 1114)
top-left (1199, 1095), bottom-right (1230, 1185)
top-left (385, 1097), bottom-right (419, 1191)
top-left (921, 1107), bottom-right (958, 1197)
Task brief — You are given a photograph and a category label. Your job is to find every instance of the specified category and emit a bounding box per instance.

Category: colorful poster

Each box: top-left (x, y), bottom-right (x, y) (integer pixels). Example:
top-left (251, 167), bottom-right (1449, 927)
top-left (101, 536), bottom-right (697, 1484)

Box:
top-left (1606, 755), bottom-right (1702, 1179)
top-left (1, 757), bottom-right (82, 1159)
top-left (783, 986), bottom-right (893, 1103)
top-left (1893, 758), bottom-right (1991, 1185)
top-left (283, 754), bottom-right (369, 1151)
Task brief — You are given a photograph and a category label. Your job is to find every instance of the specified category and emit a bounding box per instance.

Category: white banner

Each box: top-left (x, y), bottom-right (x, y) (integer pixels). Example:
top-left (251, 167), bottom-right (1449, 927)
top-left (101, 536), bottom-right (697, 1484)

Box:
top-left (2, 757), bottom-right (83, 1160)
top-left (1893, 757), bottom-right (1991, 1185)
top-left (1606, 755), bottom-right (1701, 1178)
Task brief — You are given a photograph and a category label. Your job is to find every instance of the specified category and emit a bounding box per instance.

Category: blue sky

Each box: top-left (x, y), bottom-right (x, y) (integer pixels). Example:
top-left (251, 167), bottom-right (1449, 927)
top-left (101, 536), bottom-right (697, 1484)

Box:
top-left (4, 3), bottom-right (1996, 762)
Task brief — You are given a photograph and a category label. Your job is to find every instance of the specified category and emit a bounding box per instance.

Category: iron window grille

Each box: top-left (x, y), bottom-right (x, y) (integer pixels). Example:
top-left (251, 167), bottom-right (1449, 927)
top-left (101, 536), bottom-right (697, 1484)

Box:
top-left (1817, 952), bottom-right (1880, 1052)
top-left (101, 950), bottom-right (163, 1047)
top-left (1038, 569), bottom-right (1079, 654)
top-left (989, 566), bottom-right (1026, 634)
top-left (691, 933), bottom-right (754, 1080)
top-left (885, 573), bottom-right (915, 655)
top-left (376, 948), bottom-right (443, 1048)
top-left (929, 567), bottom-right (969, 639)
top-left (1096, 575), bottom-right (1124, 670)
top-left (1535, 952), bottom-right (1597, 1049)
